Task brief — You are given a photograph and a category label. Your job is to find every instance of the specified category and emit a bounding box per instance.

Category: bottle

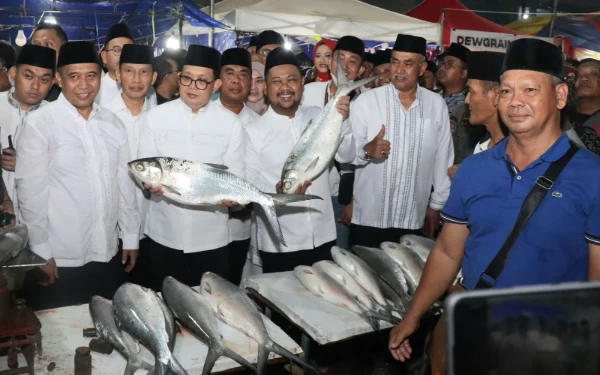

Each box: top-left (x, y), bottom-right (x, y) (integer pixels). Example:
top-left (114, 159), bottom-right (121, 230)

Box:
top-left (74, 346), bottom-right (92, 375)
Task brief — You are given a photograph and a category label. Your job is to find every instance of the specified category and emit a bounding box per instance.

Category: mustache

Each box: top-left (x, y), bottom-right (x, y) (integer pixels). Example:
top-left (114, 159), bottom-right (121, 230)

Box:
top-left (277, 90), bottom-right (295, 96)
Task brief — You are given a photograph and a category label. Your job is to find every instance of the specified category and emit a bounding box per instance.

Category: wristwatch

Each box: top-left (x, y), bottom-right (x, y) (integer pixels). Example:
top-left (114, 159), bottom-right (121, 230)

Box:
top-left (362, 146), bottom-right (371, 160)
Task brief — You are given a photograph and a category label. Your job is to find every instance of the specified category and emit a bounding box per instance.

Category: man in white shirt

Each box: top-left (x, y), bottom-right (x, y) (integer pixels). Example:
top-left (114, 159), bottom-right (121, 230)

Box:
top-left (245, 47), bottom-right (353, 273)
top-left (215, 47), bottom-right (259, 285)
top-left (302, 35), bottom-right (365, 250)
top-left (15, 41), bottom-right (140, 310)
top-left (96, 23), bottom-right (157, 107)
top-left (349, 34), bottom-right (453, 247)
top-left (104, 44), bottom-right (157, 286)
top-left (1, 45), bottom-right (56, 221)
top-left (139, 45), bottom-right (245, 290)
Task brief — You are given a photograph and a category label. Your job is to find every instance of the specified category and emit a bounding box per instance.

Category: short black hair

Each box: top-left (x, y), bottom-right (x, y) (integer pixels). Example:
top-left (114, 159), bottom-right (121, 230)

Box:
top-left (32, 23), bottom-right (68, 45)
top-left (0, 41), bottom-right (16, 69)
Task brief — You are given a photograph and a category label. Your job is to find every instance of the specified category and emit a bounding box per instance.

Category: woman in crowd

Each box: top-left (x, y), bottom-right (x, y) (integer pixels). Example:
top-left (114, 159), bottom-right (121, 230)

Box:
top-left (247, 62), bottom-right (268, 115)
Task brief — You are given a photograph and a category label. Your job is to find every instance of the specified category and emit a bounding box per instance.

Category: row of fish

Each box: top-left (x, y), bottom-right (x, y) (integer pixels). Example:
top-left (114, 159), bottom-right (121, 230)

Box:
top-left (294, 235), bottom-right (436, 331)
top-left (90, 273), bottom-right (318, 375)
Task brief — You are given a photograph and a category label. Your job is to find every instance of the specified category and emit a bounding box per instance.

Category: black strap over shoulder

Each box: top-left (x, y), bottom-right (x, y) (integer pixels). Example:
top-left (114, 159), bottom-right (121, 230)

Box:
top-left (475, 142), bottom-right (580, 289)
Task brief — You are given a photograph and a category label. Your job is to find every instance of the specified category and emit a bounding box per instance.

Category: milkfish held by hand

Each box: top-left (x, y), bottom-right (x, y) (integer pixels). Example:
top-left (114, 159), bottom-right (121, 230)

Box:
top-left (128, 157), bottom-right (323, 247)
top-left (280, 57), bottom-right (379, 194)
top-left (161, 277), bottom-right (257, 375)
top-left (200, 272), bottom-right (319, 375)
top-left (113, 283), bottom-right (188, 375)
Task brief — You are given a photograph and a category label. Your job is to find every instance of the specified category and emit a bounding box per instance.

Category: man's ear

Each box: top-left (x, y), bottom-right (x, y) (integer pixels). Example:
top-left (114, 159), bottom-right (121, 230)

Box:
top-left (212, 79), bottom-right (222, 94)
top-left (151, 71), bottom-right (158, 86)
top-left (8, 66), bottom-right (17, 82)
top-left (556, 82), bottom-right (569, 110)
top-left (115, 68), bottom-right (121, 84)
top-left (55, 70), bottom-right (63, 88)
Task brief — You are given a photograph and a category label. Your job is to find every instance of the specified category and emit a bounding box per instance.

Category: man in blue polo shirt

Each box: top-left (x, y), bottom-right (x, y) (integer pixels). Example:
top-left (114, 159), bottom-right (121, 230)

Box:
top-left (388, 38), bottom-right (600, 363)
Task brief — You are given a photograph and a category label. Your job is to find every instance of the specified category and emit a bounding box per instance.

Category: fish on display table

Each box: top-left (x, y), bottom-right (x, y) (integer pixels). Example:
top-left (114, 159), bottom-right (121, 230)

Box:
top-left (89, 296), bottom-right (153, 375)
top-left (128, 157), bottom-right (323, 247)
top-left (113, 283), bottom-right (188, 375)
top-left (161, 277), bottom-right (257, 375)
top-left (399, 234), bottom-right (435, 263)
top-left (380, 242), bottom-right (425, 295)
top-left (200, 272), bottom-right (319, 375)
top-left (295, 265), bottom-right (382, 331)
top-left (280, 57), bottom-right (379, 194)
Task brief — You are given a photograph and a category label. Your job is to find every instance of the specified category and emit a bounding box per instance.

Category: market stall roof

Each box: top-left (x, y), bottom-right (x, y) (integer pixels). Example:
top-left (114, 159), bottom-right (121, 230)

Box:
top-left (406, 0), bottom-right (522, 44)
top-left (0, 0), bottom-right (228, 46)
top-left (178, 0), bottom-right (441, 44)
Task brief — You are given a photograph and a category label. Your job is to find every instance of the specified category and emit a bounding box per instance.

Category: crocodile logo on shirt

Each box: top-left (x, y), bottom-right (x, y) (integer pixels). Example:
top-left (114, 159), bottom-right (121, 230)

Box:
top-left (552, 191), bottom-right (563, 198)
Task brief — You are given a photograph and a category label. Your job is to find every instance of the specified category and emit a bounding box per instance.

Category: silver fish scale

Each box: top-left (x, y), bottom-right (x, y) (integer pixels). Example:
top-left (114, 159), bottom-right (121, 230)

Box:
top-left (157, 157), bottom-right (270, 207)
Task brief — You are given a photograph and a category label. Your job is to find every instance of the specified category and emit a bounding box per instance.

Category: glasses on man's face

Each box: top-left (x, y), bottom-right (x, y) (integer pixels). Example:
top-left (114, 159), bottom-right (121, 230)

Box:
top-left (105, 46), bottom-right (124, 56)
top-left (179, 74), bottom-right (214, 90)
top-left (439, 60), bottom-right (459, 70)
top-left (259, 49), bottom-right (273, 57)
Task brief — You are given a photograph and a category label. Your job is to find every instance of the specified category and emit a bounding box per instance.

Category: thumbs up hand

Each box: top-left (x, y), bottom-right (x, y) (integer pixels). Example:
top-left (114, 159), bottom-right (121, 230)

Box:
top-left (365, 125), bottom-right (391, 160)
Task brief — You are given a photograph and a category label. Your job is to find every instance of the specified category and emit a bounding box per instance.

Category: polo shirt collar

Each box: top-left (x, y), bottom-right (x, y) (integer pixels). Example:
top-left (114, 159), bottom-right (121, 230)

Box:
top-left (493, 133), bottom-right (572, 163)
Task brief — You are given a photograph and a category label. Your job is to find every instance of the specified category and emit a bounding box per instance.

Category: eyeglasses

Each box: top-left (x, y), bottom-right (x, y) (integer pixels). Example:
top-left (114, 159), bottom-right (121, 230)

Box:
top-left (259, 49), bottom-right (273, 57)
top-left (179, 75), bottom-right (215, 90)
top-left (439, 61), bottom-right (459, 70)
top-left (105, 46), bottom-right (124, 56)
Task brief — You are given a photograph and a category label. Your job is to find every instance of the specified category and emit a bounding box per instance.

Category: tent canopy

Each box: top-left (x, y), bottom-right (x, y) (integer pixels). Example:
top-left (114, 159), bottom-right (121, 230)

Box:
top-left (0, 0), bottom-right (227, 46)
top-left (406, 0), bottom-right (522, 45)
top-left (179, 0), bottom-right (441, 43)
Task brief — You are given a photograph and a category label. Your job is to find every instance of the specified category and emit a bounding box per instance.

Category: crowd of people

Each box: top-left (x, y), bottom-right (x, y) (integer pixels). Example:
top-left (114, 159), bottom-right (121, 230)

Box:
top-left (1, 22), bottom-right (600, 366)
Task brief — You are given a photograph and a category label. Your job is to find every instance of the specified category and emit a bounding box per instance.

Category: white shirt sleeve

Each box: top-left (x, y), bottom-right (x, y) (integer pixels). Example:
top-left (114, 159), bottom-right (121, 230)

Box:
top-left (224, 118), bottom-right (245, 179)
top-left (335, 118), bottom-right (357, 163)
top-left (429, 106), bottom-right (454, 211)
top-left (117, 129), bottom-right (140, 250)
top-left (14, 118), bottom-right (52, 260)
top-left (348, 98), bottom-right (371, 166)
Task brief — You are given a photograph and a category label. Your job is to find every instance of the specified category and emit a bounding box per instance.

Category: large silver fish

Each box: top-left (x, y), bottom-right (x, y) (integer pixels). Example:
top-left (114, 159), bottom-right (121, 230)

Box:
top-left (312, 260), bottom-right (395, 324)
top-left (399, 234), bottom-right (435, 263)
top-left (89, 296), bottom-right (153, 375)
top-left (128, 157), bottom-right (322, 247)
top-left (295, 265), bottom-right (382, 330)
top-left (353, 246), bottom-right (411, 302)
top-left (0, 224), bottom-right (28, 266)
top-left (200, 272), bottom-right (319, 375)
top-left (161, 277), bottom-right (257, 375)
top-left (0, 246), bottom-right (47, 291)
top-left (380, 242), bottom-right (425, 295)
top-left (113, 283), bottom-right (188, 375)
top-left (280, 57), bottom-right (379, 194)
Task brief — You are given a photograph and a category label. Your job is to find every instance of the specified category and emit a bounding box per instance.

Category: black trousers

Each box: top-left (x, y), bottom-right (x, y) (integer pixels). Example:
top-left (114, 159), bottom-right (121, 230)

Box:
top-left (17, 250), bottom-right (127, 311)
top-left (145, 238), bottom-right (230, 291)
top-left (228, 238), bottom-right (251, 286)
top-left (259, 240), bottom-right (335, 274)
top-left (349, 225), bottom-right (423, 249)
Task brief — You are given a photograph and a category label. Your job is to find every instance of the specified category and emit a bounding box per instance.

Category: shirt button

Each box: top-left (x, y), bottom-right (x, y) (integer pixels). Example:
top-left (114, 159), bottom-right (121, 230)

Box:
top-left (516, 175), bottom-right (522, 180)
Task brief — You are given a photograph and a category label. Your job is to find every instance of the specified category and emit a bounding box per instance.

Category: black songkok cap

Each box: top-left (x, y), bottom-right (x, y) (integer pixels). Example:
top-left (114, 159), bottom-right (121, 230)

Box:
top-left (374, 49), bottom-right (392, 68)
top-left (57, 41), bottom-right (101, 68)
top-left (439, 43), bottom-right (470, 64)
top-left (255, 30), bottom-right (285, 51)
top-left (105, 23), bottom-right (133, 45)
top-left (16, 44), bottom-right (56, 72)
top-left (577, 58), bottom-right (600, 68)
top-left (221, 48), bottom-right (252, 71)
top-left (264, 47), bottom-right (299, 74)
top-left (248, 36), bottom-right (258, 48)
top-left (364, 52), bottom-right (376, 65)
top-left (334, 36), bottom-right (365, 60)
top-left (467, 51), bottom-right (505, 82)
top-left (120, 44), bottom-right (154, 66)
top-left (184, 45), bottom-right (221, 72)
top-left (393, 34), bottom-right (427, 56)
top-left (426, 60), bottom-right (437, 74)
top-left (501, 38), bottom-right (564, 79)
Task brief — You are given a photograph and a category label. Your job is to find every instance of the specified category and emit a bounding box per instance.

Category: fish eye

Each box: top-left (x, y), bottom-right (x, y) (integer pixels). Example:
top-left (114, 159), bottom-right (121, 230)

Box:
top-left (135, 164), bottom-right (145, 171)
top-left (284, 181), bottom-right (292, 189)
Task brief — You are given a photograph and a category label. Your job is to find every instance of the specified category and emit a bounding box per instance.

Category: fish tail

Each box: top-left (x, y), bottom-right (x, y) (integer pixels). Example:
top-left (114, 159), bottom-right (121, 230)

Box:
top-left (222, 346), bottom-right (258, 373)
top-left (368, 310), bottom-right (399, 325)
top-left (266, 193), bottom-right (322, 205)
top-left (257, 345), bottom-right (269, 375)
top-left (201, 349), bottom-right (220, 375)
top-left (168, 355), bottom-right (189, 375)
top-left (261, 202), bottom-right (287, 247)
top-left (267, 340), bottom-right (320, 374)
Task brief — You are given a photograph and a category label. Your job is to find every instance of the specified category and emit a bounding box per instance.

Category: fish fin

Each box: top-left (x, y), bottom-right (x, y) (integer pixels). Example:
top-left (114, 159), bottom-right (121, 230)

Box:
top-left (304, 157), bottom-right (320, 173)
top-left (260, 203), bottom-right (287, 247)
top-left (202, 349), bottom-right (220, 375)
top-left (204, 163), bottom-right (228, 170)
top-left (257, 345), bottom-right (269, 375)
top-left (367, 310), bottom-right (397, 325)
top-left (361, 314), bottom-right (381, 332)
top-left (168, 356), bottom-right (189, 375)
top-left (223, 346), bottom-right (259, 374)
top-left (341, 74), bottom-right (379, 96)
top-left (267, 341), bottom-right (320, 375)
top-left (333, 55), bottom-right (349, 88)
top-left (266, 193), bottom-right (322, 205)
top-left (162, 184), bottom-right (182, 196)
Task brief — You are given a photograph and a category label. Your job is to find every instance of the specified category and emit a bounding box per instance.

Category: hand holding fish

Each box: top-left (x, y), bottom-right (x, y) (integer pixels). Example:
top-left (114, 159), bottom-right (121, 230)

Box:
top-left (336, 96), bottom-right (351, 121)
top-left (389, 315), bottom-right (420, 362)
top-left (144, 183), bottom-right (164, 196)
top-left (276, 180), bottom-right (312, 195)
top-left (2, 148), bottom-right (16, 172)
top-left (365, 125), bottom-right (391, 160)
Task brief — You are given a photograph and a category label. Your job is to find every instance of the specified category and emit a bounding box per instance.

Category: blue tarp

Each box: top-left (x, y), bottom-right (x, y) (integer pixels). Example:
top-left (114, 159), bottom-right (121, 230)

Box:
top-left (0, 0), bottom-right (228, 48)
